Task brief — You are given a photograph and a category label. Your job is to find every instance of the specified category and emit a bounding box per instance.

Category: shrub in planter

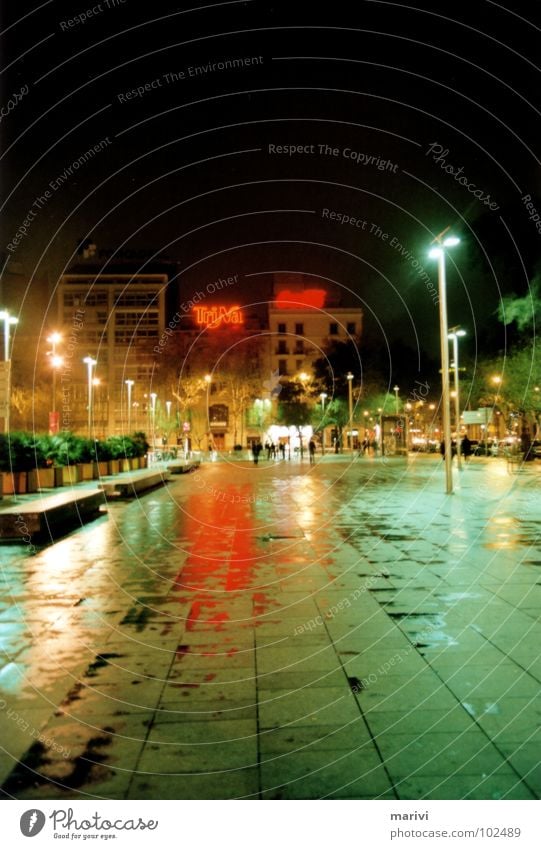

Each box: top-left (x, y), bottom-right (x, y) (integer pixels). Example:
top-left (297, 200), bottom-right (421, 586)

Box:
top-left (131, 431), bottom-right (150, 458)
top-left (0, 432), bottom-right (45, 492)
top-left (39, 432), bottom-right (82, 468)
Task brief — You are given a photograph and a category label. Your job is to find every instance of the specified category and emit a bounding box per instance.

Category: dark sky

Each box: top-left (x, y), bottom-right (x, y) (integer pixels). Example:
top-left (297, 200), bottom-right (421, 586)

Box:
top-left (1, 0), bottom-right (540, 384)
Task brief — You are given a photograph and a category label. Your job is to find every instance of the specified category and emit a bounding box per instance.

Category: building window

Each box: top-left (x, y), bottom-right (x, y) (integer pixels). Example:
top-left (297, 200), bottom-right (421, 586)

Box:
top-left (278, 359), bottom-right (288, 375)
top-left (277, 340), bottom-right (288, 354)
top-left (347, 322), bottom-right (356, 335)
top-left (294, 340), bottom-right (304, 353)
top-left (296, 359), bottom-right (303, 371)
top-left (295, 323), bottom-right (304, 335)
top-left (209, 404), bottom-right (228, 426)
top-left (277, 322), bottom-right (286, 334)
top-left (329, 322), bottom-right (339, 335)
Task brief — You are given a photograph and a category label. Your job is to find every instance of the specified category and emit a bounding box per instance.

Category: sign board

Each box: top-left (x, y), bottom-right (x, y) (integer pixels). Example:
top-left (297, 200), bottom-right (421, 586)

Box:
top-left (380, 415), bottom-right (408, 457)
top-left (462, 408), bottom-right (492, 425)
top-left (193, 305), bottom-right (244, 328)
top-left (49, 411), bottom-right (60, 434)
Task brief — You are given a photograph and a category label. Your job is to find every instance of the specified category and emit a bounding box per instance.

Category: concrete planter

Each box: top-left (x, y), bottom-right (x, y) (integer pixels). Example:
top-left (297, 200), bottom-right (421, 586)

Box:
top-left (108, 460), bottom-right (120, 475)
top-left (79, 462), bottom-right (94, 481)
top-left (54, 465), bottom-right (81, 486)
top-left (120, 459), bottom-right (131, 473)
top-left (1, 471), bottom-right (32, 494)
top-left (97, 461), bottom-right (109, 477)
top-left (36, 467), bottom-right (56, 489)
top-left (129, 457), bottom-right (140, 470)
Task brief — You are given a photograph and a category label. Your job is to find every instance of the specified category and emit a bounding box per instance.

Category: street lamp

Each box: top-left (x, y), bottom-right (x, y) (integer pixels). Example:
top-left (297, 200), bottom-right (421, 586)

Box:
top-left (429, 229), bottom-right (460, 494)
top-left (47, 332), bottom-right (63, 433)
top-left (320, 392), bottom-right (327, 454)
top-left (0, 309), bottom-right (18, 362)
top-left (150, 392), bottom-right (157, 449)
top-left (0, 309), bottom-right (18, 434)
top-left (393, 385), bottom-right (400, 415)
top-left (83, 356), bottom-right (97, 437)
top-left (346, 372), bottom-right (354, 455)
top-left (448, 326), bottom-right (466, 470)
top-left (125, 379), bottom-right (134, 433)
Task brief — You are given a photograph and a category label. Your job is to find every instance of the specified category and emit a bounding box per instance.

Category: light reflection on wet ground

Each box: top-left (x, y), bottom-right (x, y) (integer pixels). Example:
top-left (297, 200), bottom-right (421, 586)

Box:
top-left (0, 456), bottom-right (540, 799)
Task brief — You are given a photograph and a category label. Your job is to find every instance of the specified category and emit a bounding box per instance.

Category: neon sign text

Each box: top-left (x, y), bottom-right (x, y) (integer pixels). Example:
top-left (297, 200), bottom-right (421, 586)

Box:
top-left (194, 305), bottom-right (244, 328)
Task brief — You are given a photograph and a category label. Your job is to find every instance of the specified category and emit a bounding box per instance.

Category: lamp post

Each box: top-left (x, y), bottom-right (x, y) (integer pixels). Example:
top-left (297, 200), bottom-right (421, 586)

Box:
top-left (393, 385), bottom-right (400, 415)
top-left (0, 310), bottom-right (18, 434)
top-left (346, 372), bottom-right (354, 455)
top-left (320, 392), bottom-right (327, 454)
top-left (448, 326), bottom-right (466, 470)
top-left (166, 400), bottom-right (172, 448)
top-left (83, 356), bottom-right (97, 437)
top-left (429, 229), bottom-right (460, 494)
top-left (125, 379), bottom-right (134, 433)
top-left (150, 392), bottom-right (157, 450)
top-left (47, 332), bottom-right (62, 434)
top-left (0, 310), bottom-right (18, 362)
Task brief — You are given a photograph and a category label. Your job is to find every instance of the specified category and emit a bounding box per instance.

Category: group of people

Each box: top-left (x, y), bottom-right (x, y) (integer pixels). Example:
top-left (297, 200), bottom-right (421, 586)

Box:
top-left (439, 435), bottom-right (473, 459)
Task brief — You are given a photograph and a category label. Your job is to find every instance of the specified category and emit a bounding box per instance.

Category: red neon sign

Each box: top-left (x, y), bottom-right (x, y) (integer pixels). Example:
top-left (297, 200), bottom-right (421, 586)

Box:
top-left (274, 289), bottom-right (326, 309)
top-left (193, 305), bottom-right (244, 328)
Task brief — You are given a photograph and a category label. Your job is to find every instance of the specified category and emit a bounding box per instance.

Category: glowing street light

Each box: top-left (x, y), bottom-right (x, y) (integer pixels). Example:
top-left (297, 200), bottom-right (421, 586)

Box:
top-left (125, 379), bottom-right (134, 432)
top-left (0, 309), bottom-right (18, 362)
top-left (83, 356), bottom-right (97, 437)
top-left (347, 372), bottom-right (354, 455)
top-left (47, 332), bottom-right (63, 433)
top-left (150, 392), bottom-right (157, 448)
top-left (428, 229), bottom-right (460, 494)
top-left (320, 392), bottom-right (328, 454)
top-left (0, 309), bottom-right (18, 434)
top-left (393, 385), bottom-right (400, 415)
top-left (448, 326), bottom-right (466, 470)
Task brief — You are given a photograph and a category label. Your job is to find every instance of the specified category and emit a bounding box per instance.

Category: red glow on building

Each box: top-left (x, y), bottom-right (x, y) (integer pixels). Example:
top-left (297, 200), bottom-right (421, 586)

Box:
top-left (274, 289), bottom-right (327, 309)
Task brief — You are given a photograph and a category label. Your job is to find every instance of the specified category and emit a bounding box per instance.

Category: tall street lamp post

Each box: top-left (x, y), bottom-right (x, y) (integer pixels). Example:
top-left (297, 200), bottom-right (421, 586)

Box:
top-left (0, 309), bottom-right (18, 434)
top-left (448, 326), bottom-right (466, 470)
top-left (320, 392), bottom-right (327, 454)
top-left (393, 385), bottom-right (400, 415)
top-left (48, 332), bottom-right (62, 434)
top-left (346, 372), bottom-right (354, 455)
top-left (83, 356), bottom-right (97, 437)
top-left (429, 229), bottom-right (460, 494)
top-left (125, 379), bottom-right (134, 433)
top-left (150, 392), bottom-right (157, 450)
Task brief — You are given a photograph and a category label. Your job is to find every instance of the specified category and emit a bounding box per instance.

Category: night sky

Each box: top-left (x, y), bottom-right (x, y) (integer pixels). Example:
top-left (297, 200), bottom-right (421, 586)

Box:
top-left (1, 0), bottom-right (540, 390)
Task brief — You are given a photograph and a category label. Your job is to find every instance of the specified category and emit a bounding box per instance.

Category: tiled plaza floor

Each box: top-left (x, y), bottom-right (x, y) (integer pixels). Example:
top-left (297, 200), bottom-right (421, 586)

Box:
top-left (0, 453), bottom-right (540, 799)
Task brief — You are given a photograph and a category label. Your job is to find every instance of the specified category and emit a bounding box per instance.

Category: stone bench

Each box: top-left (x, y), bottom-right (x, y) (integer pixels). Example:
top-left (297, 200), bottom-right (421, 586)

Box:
top-left (99, 468), bottom-right (170, 498)
top-left (166, 459), bottom-right (201, 474)
top-left (0, 489), bottom-right (106, 542)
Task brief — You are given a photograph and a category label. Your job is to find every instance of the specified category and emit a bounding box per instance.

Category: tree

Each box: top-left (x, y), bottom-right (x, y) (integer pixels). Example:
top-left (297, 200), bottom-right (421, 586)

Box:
top-left (312, 339), bottom-right (362, 397)
top-left (276, 380), bottom-right (312, 457)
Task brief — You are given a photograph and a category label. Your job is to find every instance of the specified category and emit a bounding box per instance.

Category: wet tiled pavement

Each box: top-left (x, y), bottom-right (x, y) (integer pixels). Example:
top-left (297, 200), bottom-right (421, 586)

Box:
top-left (0, 454), bottom-right (540, 800)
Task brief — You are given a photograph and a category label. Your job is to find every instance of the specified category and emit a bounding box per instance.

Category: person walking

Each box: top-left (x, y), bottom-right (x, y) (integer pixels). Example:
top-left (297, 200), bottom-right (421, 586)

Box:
top-left (253, 441), bottom-right (263, 465)
top-left (309, 437), bottom-right (316, 464)
top-left (461, 434), bottom-right (472, 461)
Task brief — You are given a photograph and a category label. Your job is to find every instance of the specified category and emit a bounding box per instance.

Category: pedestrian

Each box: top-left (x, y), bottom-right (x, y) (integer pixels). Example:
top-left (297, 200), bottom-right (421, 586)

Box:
top-left (309, 437), bottom-right (316, 464)
top-left (253, 440), bottom-right (263, 465)
top-left (265, 440), bottom-right (272, 460)
top-left (461, 434), bottom-right (472, 460)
